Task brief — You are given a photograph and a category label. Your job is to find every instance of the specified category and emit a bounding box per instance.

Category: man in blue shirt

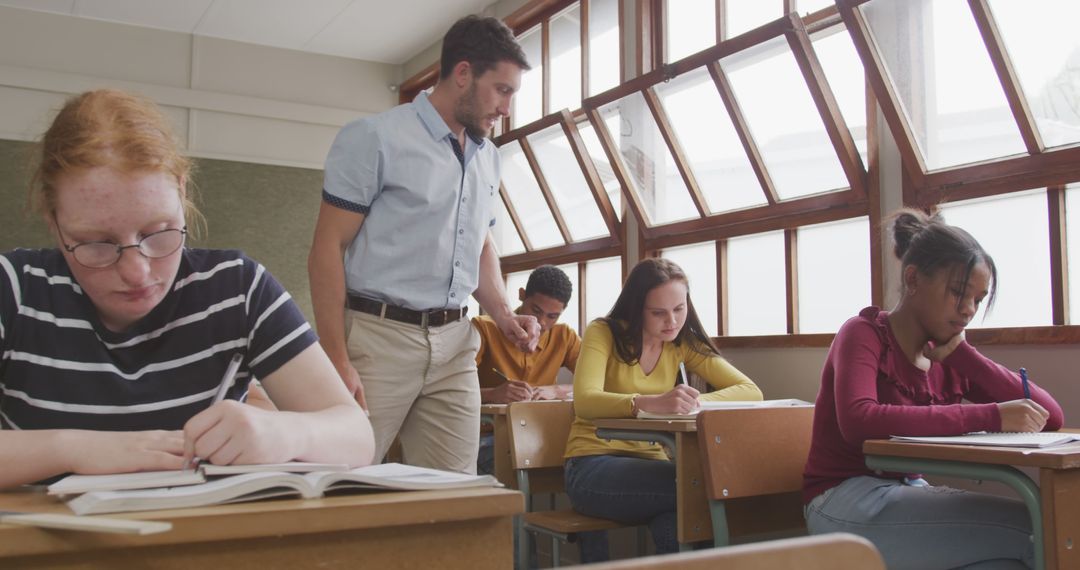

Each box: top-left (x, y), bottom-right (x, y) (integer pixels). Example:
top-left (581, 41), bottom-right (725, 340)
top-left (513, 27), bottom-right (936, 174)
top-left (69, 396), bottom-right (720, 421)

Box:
top-left (308, 15), bottom-right (539, 473)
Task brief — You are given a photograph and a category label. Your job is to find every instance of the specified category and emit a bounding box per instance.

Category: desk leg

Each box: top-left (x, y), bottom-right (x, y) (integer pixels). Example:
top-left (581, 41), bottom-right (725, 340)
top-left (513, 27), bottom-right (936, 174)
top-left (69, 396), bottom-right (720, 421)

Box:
top-left (1040, 468), bottom-right (1080, 570)
top-left (492, 415), bottom-right (515, 489)
top-left (675, 432), bottom-right (712, 546)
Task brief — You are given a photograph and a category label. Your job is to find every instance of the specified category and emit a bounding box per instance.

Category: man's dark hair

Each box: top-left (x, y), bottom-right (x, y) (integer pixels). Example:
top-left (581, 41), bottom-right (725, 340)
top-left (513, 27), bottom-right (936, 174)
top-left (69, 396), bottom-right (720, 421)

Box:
top-left (524, 265), bottom-right (572, 305)
top-left (439, 15), bottom-right (530, 80)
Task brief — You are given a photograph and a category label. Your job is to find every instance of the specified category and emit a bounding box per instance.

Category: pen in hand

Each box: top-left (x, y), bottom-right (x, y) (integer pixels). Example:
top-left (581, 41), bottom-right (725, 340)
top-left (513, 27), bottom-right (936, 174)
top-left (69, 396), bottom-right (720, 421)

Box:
top-left (678, 362), bottom-right (688, 386)
top-left (184, 353), bottom-right (243, 470)
top-left (1020, 367), bottom-right (1031, 400)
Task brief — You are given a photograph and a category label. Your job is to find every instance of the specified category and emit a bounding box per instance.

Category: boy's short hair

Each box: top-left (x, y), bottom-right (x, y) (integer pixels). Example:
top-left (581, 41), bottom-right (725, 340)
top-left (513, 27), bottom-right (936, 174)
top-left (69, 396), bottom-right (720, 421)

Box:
top-left (524, 265), bottom-right (573, 306)
top-left (439, 15), bottom-right (530, 79)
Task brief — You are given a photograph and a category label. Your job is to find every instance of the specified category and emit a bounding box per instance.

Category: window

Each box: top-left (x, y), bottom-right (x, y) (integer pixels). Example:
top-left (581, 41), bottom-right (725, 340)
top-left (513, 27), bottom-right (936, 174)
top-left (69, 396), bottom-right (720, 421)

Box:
top-left (499, 140), bottom-right (565, 249)
top-left (720, 36), bottom-right (850, 199)
top-left (599, 94), bottom-right (699, 225)
top-left (662, 242), bottom-right (718, 336)
top-left (555, 262), bottom-right (581, 332)
top-left (940, 191), bottom-right (1051, 328)
top-left (493, 196), bottom-right (527, 256)
top-left (550, 5), bottom-right (583, 114)
top-left (796, 217), bottom-right (871, 333)
top-left (724, 0), bottom-right (782, 40)
top-left (726, 231), bottom-right (787, 336)
top-left (577, 118), bottom-right (622, 220)
top-left (513, 26), bottom-right (544, 129)
top-left (587, 0), bottom-right (621, 96)
top-left (655, 67), bottom-right (766, 214)
top-left (585, 256), bottom-right (622, 324)
top-left (665, 0), bottom-right (716, 62)
top-left (811, 26), bottom-right (869, 166)
top-left (528, 124), bottom-right (609, 241)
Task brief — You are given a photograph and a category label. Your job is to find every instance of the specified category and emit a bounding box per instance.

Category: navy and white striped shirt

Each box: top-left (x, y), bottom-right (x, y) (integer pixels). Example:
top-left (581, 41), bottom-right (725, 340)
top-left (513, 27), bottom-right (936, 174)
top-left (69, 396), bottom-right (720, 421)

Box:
top-left (0, 248), bottom-right (316, 431)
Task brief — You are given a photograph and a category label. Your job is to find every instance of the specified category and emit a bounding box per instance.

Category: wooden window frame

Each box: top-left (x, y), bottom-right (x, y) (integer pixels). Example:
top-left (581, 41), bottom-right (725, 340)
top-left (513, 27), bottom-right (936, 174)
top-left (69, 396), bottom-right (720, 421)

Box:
top-left (838, 0), bottom-right (1080, 344)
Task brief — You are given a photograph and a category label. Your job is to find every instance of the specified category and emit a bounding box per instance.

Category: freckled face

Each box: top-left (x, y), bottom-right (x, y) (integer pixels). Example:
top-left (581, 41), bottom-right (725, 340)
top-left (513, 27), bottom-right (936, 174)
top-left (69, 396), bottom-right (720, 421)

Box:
top-left (52, 167), bottom-right (185, 332)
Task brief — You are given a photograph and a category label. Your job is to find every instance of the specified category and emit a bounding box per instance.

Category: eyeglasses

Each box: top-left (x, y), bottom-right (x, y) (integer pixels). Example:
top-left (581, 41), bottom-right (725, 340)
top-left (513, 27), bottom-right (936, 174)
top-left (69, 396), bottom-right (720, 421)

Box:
top-left (57, 225), bottom-right (187, 268)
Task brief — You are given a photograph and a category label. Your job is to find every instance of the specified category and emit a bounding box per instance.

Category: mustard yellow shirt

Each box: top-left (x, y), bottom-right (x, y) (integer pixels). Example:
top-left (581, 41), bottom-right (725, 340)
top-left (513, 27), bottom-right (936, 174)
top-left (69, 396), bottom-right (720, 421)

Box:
top-left (565, 320), bottom-right (763, 461)
top-left (473, 315), bottom-right (581, 389)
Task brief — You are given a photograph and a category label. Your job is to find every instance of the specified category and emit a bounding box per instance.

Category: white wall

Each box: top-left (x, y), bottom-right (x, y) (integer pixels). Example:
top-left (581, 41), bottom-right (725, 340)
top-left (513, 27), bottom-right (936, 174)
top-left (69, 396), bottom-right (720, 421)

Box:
top-left (0, 5), bottom-right (399, 169)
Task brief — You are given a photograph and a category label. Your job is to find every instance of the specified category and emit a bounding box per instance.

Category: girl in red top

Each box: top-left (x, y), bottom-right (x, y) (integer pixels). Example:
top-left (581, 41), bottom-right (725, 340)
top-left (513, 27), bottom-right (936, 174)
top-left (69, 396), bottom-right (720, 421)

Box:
top-left (802, 208), bottom-right (1063, 570)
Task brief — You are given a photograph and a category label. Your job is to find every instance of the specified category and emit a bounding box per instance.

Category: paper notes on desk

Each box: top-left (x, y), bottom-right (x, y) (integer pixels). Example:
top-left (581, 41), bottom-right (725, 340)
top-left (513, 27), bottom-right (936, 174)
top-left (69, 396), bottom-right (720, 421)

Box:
top-left (59, 463), bottom-right (500, 516)
top-left (636, 398), bottom-right (813, 420)
top-left (890, 432), bottom-right (1080, 449)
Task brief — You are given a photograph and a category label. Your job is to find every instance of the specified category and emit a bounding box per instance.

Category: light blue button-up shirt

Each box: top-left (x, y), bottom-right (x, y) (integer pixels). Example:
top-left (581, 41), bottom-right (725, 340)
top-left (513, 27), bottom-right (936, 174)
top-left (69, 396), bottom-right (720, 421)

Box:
top-left (323, 92), bottom-right (499, 311)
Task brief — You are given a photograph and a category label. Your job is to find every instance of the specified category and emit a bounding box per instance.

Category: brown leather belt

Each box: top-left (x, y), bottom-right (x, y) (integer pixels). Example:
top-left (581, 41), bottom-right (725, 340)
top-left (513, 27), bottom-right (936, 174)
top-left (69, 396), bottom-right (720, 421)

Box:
top-left (347, 295), bottom-right (467, 328)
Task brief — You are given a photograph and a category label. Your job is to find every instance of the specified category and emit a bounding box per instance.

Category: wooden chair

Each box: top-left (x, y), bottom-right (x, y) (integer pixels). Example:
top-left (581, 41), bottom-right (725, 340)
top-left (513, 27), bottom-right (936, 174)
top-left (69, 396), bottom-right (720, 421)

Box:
top-left (507, 400), bottom-right (645, 568)
top-left (560, 532), bottom-right (885, 570)
top-left (695, 406), bottom-right (815, 547)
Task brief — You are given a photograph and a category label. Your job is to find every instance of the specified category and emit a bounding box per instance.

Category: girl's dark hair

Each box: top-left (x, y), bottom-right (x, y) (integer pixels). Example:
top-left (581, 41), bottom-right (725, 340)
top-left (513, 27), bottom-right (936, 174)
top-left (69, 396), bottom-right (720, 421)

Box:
top-left (890, 207), bottom-right (998, 310)
top-left (600, 258), bottom-right (720, 365)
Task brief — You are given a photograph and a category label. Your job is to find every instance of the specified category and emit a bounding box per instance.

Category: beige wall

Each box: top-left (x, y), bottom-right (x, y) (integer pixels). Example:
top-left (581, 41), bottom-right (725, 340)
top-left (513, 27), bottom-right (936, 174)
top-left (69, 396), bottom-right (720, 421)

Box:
top-left (0, 5), bottom-right (398, 170)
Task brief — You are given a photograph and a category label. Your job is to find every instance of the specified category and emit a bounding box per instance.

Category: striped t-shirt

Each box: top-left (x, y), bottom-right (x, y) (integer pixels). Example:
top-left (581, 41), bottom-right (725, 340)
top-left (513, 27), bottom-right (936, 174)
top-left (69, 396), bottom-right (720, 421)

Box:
top-left (0, 248), bottom-right (317, 431)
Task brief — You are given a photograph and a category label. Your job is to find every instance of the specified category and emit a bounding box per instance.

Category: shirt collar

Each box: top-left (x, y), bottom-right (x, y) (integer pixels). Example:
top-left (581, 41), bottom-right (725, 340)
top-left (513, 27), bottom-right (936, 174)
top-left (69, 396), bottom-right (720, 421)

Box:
top-left (413, 91), bottom-right (487, 148)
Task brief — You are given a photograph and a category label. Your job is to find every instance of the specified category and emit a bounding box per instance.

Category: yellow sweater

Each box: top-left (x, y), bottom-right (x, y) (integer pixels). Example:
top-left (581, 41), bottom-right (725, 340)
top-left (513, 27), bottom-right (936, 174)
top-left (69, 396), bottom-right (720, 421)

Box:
top-left (565, 320), bottom-right (763, 460)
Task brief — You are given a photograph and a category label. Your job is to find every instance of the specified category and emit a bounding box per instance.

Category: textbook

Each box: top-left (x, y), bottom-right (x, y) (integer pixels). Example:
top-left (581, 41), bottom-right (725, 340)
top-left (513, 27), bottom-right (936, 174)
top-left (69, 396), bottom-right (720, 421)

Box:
top-left (889, 432), bottom-right (1080, 449)
top-left (48, 462), bottom-right (350, 496)
top-left (636, 398), bottom-right (813, 420)
top-left (65, 463), bottom-right (500, 515)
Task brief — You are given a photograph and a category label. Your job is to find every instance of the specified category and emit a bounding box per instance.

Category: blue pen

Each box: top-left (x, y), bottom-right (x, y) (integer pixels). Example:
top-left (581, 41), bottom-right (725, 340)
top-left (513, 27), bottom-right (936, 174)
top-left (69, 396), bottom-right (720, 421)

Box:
top-left (1020, 367), bottom-right (1031, 400)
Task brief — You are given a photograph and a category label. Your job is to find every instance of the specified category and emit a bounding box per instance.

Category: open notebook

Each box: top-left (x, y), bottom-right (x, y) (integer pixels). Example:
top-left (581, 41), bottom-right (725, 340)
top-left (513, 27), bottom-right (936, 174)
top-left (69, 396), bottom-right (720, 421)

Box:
top-left (636, 398), bottom-right (813, 420)
top-left (65, 463), bottom-right (500, 515)
top-left (890, 432), bottom-right (1080, 449)
top-left (48, 461), bottom-right (350, 496)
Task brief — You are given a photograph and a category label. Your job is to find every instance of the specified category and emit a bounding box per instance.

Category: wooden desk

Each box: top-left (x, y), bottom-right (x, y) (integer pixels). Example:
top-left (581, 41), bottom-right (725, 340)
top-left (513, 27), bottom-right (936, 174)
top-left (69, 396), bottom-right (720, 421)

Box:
top-left (0, 486), bottom-right (523, 569)
top-left (864, 437), bottom-right (1080, 570)
top-left (593, 418), bottom-right (711, 546)
top-left (481, 404), bottom-right (514, 488)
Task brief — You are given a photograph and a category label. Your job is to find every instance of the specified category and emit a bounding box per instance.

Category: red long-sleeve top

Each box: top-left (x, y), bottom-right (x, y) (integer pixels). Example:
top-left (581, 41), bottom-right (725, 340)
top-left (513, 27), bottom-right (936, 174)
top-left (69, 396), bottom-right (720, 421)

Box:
top-left (802, 307), bottom-right (1064, 504)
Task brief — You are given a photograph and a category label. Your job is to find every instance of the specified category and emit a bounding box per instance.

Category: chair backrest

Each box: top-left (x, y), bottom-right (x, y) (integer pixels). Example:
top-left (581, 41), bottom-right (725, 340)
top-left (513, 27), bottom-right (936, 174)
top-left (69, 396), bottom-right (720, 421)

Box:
top-left (696, 406), bottom-right (814, 500)
top-left (562, 533), bottom-right (885, 570)
top-left (507, 400), bottom-right (576, 471)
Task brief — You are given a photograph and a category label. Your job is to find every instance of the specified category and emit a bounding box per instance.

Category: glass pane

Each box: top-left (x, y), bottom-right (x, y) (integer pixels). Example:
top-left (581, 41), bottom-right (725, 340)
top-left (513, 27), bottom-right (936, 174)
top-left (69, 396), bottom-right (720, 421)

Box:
top-left (656, 67), bottom-right (767, 214)
top-left (939, 190), bottom-right (1051, 328)
top-left (797, 0), bottom-right (835, 14)
top-left (727, 231), bottom-right (786, 335)
top-left (585, 256), bottom-right (622, 325)
top-left (493, 196), bottom-right (526, 256)
top-left (725, 0), bottom-right (781, 40)
top-left (666, 0), bottom-right (716, 62)
top-left (498, 140), bottom-right (565, 249)
top-left (988, 0), bottom-right (1080, 149)
top-left (860, 0), bottom-right (1026, 170)
top-left (528, 125), bottom-right (609, 241)
top-left (721, 36), bottom-right (849, 199)
top-left (812, 26), bottom-right (869, 167)
top-left (555, 262), bottom-right (581, 333)
top-left (550, 5), bottom-right (582, 113)
top-left (1066, 184), bottom-right (1080, 325)
top-left (662, 243), bottom-right (719, 337)
top-left (578, 119), bottom-right (622, 220)
top-left (513, 27), bottom-right (543, 128)
top-left (601, 93), bottom-right (699, 225)
top-left (506, 270), bottom-right (530, 308)
top-left (588, 0), bottom-right (621, 96)
top-left (797, 217), bottom-right (871, 334)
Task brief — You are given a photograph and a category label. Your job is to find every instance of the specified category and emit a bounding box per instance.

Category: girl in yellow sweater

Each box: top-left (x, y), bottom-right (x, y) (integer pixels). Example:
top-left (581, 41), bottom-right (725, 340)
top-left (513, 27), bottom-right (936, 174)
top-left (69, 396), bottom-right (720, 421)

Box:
top-left (564, 258), bottom-right (762, 560)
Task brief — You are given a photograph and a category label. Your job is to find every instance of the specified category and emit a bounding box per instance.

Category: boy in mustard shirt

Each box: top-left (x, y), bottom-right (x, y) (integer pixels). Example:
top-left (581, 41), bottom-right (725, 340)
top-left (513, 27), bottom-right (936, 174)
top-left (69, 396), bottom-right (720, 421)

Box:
top-left (473, 265), bottom-right (581, 474)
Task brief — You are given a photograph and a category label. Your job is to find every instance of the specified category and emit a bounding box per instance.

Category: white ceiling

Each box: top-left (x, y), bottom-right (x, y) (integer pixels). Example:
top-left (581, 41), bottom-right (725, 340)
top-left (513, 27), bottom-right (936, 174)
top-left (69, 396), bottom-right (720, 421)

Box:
top-left (0, 0), bottom-right (494, 64)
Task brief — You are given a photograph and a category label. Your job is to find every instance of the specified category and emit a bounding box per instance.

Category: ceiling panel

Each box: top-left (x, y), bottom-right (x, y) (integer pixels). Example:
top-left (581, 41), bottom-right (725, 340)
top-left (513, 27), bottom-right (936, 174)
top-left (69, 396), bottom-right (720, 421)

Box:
top-left (74, 0), bottom-right (213, 33)
top-left (195, 0), bottom-right (352, 50)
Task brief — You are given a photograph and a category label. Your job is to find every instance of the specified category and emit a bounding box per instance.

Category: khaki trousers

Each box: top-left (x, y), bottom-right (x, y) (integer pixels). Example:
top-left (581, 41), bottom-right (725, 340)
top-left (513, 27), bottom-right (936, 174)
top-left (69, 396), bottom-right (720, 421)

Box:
top-left (345, 309), bottom-right (481, 474)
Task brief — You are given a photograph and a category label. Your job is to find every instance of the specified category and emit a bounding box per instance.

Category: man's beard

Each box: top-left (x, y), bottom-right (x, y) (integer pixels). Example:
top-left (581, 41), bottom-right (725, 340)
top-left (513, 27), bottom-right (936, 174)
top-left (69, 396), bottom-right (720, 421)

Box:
top-left (454, 82), bottom-right (491, 140)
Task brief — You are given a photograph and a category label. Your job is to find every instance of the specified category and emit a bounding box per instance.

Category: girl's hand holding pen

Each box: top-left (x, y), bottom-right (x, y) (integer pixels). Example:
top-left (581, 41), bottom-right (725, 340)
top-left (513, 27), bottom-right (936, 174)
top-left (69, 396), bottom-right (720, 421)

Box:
top-left (997, 398), bottom-right (1050, 433)
top-left (182, 401), bottom-right (296, 466)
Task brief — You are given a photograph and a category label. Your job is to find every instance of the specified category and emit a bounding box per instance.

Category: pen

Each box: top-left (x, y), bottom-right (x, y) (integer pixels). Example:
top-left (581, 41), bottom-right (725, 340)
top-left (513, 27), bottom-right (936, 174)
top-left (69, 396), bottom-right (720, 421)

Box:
top-left (678, 362), bottom-right (688, 386)
top-left (212, 353), bottom-right (244, 406)
top-left (1020, 367), bottom-right (1031, 400)
top-left (492, 367), bottom-right (516, 383)
top-left (185, 353), bottom-right (242, 471)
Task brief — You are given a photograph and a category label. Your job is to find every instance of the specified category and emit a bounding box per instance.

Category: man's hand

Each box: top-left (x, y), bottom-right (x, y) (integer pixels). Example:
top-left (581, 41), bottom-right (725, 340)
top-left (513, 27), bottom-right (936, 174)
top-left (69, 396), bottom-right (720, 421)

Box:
top-left (334, 361), bottom-right (367, 411)
top-left (497, 314), bottom-right (541, 353)
top-left (486, 380), bottom-right (534, 404)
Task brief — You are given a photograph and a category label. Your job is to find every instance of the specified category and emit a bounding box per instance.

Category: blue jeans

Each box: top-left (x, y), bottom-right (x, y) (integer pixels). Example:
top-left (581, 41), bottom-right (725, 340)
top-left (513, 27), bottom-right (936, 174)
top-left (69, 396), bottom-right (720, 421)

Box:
top-left (805, 476), bottom-right (1034, 570)
top-left (565, 454), bottom-right (679, 562)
